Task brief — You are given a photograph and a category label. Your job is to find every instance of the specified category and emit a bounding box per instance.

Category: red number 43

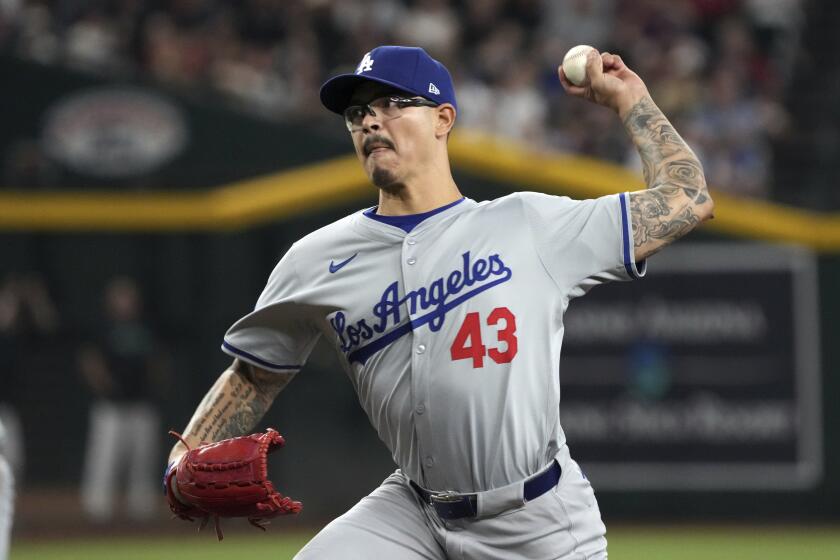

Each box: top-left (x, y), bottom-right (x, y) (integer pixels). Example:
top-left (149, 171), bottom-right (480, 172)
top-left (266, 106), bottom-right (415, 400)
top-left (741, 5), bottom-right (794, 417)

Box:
top-left (450, 307), bottom-right (518, 368)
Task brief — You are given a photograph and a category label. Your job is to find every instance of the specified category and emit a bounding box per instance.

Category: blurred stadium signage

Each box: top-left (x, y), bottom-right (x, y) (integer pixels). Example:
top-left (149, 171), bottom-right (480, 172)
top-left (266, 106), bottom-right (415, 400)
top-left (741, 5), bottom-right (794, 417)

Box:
top-left (561, 243), bottom-right (822, 490)
top-left (41, 87), bottom-right (187, 178)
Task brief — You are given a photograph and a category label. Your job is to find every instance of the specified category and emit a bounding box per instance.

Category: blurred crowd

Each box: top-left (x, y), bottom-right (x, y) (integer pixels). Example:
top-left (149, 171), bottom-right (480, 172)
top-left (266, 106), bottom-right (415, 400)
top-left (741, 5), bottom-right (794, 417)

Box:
top-left (0, 0), bottom-right (805, 197)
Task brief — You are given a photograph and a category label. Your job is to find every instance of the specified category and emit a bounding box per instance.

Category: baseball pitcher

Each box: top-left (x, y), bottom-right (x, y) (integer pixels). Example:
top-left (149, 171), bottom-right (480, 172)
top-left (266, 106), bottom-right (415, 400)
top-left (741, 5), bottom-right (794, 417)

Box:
top-left (165, 45), bottom-right (713, 558)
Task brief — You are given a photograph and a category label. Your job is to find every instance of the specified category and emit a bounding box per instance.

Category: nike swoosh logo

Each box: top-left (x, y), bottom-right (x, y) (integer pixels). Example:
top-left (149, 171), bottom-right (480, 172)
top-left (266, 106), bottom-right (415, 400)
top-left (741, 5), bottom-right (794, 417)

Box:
top-left (329, 253), bottom-right (358, 273)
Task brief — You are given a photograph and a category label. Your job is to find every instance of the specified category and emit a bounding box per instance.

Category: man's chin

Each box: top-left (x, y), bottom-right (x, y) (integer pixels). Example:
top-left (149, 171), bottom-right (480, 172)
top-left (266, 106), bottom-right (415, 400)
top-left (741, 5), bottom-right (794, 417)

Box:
top-left (370, 166), bottom-right (400, 190)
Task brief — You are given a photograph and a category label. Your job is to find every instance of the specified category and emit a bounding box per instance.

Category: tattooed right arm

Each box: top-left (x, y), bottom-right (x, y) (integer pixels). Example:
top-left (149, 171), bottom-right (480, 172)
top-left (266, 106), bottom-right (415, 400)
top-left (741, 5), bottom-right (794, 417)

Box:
top-left (167, 359), bottom-right (295, 464)
top-left (557, 51), bottom-right (714, 261)
top-left (622, 96), bottom-right (714, 261)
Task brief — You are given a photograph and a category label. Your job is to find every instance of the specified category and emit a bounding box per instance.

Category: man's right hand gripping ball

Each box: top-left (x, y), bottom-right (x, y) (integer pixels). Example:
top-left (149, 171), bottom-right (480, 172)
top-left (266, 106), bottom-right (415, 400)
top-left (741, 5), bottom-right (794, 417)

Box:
top-left (164, 428), bottom-right (302, 540)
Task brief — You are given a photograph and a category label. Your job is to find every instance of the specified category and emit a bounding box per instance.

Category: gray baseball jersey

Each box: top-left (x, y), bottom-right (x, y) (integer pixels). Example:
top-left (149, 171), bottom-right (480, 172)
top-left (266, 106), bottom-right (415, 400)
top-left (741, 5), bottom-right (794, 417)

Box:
top-left (222, 191), bottom-right (645, 493)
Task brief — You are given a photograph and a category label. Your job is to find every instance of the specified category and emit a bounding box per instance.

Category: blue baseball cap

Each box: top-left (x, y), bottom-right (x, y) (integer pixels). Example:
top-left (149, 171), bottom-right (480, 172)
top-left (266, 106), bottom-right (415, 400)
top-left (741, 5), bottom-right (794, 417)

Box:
top-left (320, 46), bottom-right (457, 115)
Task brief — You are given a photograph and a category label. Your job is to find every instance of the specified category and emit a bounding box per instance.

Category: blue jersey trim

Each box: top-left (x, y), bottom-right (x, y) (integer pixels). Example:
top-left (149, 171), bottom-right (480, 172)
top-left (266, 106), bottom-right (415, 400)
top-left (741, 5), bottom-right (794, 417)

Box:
top-left (363, 197), bottom-right (465, 233)
top-left (619, 192), bottom-right (644, 279)
top-left (221, 340), bottom-right (302, 371)
top-left (163, 461), bottom-right (174, 495)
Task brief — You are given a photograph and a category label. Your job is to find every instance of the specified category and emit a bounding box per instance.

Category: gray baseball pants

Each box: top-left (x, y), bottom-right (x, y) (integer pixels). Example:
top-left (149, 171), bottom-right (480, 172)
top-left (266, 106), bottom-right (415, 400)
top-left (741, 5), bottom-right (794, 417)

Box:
top-left (295, 445), bottom-right (607, 560)
top-left (0, 455), bottom-right (13, 560)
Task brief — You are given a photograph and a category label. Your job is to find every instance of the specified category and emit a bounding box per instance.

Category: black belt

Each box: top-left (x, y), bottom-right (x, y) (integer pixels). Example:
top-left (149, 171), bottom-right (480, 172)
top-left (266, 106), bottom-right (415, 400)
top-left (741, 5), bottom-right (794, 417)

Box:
top-left (409, 460), bottom-right (562, 520)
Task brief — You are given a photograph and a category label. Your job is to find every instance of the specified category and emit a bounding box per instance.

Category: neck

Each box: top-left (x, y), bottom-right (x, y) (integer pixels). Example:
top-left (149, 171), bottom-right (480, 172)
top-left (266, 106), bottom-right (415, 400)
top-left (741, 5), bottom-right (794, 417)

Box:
top-left (375, 160), bottom-right (462, 216)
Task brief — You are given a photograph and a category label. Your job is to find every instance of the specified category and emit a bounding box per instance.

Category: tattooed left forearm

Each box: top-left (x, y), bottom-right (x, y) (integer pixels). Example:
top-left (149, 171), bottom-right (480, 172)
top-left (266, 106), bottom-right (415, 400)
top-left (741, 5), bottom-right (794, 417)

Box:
top-left (623, 96), bottom-right (713, 260)
top-left (169, 359), bottom-right (295, 462)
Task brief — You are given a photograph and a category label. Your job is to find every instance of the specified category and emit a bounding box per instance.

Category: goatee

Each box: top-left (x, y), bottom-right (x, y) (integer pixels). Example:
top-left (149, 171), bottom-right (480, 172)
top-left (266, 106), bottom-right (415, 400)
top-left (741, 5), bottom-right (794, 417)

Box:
top-left (371, 167), bottom-right (401, 192)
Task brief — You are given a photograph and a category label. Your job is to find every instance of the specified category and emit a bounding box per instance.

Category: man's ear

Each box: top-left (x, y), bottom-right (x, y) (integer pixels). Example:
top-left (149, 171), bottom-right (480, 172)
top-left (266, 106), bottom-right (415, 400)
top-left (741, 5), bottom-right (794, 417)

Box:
top-left (435, 104), bottom-right (456, 138)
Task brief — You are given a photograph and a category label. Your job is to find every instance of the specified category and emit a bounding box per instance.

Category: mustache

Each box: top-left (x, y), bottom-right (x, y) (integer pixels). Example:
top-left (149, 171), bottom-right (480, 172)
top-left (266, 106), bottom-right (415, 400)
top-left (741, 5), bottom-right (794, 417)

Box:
top-left (363, 136), bottom-right (395, 155)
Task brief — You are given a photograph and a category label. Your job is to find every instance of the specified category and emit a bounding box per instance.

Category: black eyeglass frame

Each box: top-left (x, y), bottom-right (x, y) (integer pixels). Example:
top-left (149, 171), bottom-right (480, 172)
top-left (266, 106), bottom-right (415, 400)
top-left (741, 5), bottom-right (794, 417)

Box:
top-left (344, 96), bottom-right (440, 131)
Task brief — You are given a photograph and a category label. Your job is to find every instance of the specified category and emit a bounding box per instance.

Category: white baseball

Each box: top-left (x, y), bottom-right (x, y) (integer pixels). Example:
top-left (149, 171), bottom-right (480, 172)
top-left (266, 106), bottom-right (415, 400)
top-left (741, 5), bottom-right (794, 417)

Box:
top-left (562, 45), bottom-right (599, 86)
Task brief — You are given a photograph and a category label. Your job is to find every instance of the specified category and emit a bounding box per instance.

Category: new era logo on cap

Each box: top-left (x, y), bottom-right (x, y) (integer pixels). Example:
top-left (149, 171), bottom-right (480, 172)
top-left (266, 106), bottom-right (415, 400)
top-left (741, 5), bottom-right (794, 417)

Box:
top-left (319, 46), bottom-right (458, 115)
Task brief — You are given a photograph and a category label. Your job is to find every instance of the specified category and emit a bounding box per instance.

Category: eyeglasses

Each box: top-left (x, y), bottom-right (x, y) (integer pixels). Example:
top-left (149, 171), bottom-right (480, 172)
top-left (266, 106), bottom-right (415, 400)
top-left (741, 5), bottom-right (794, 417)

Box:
top-left (344, 96), bottom-right (439, 131)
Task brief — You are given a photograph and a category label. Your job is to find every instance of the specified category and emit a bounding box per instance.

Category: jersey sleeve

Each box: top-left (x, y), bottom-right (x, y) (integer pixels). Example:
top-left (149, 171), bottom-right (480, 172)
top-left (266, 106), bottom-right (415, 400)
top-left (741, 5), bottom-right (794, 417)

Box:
top-left (222, 243), bottom-right (321, 373)
top-left (519, 191), bottom-right (646, 298)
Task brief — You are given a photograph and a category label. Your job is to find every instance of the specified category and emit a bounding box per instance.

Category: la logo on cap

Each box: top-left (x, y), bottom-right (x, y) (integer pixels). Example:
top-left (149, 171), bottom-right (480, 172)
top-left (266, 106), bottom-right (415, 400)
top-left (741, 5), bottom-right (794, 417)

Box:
top-left (356, 52), bottom-right (374, 74)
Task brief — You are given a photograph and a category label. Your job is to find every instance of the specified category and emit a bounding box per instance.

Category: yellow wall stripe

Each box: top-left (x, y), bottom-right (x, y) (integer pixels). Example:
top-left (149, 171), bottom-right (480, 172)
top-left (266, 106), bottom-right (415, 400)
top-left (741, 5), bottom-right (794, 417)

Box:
top-left (0, 157), bottom-right (371, 231)
top-left (0, 129), bottom-right (837, 252)
top-left (449, 131), bottom-right (840, 252)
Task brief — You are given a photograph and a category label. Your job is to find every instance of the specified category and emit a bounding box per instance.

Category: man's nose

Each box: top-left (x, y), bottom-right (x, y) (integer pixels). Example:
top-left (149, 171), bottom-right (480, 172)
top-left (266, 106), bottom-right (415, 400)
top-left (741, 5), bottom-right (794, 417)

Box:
top-left (361, 110), bottom-right (381, 132)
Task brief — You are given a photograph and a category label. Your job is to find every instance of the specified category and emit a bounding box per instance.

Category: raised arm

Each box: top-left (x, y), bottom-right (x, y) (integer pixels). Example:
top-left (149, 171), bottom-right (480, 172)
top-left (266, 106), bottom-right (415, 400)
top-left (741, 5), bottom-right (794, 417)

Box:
top-left (167, 358), bottom-right (295, 465)
top-left (559, 49), bottom-right (714, 262)
top-left (622, 97), bottom-right (713, 261)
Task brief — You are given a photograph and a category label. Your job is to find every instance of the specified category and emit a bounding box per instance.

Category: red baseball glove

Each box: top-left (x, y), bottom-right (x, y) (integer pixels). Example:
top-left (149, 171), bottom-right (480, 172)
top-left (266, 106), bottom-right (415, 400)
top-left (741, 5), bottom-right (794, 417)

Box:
top-left (165, 428), bottom-right (302, 540)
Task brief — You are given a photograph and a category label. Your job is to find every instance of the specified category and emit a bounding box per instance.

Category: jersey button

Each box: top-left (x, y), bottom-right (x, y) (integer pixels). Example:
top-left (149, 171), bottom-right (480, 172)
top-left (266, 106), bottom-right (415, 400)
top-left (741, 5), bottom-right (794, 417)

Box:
top-left (416, 344), bottom-right (426, 354)
top-left (406, 237), bottom-right (417, 245)
top-left (415, 404), bottom-right (426, 415)
top-left (424, 456), bottom-right (435, 468)
top-left (407, 257), bottom-right (417, 265)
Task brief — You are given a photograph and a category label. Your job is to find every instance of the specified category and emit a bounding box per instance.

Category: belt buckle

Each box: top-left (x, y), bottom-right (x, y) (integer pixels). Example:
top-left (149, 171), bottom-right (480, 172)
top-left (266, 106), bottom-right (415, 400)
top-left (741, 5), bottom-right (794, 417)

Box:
top-left (430, 490), bottom-right (462, 504)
